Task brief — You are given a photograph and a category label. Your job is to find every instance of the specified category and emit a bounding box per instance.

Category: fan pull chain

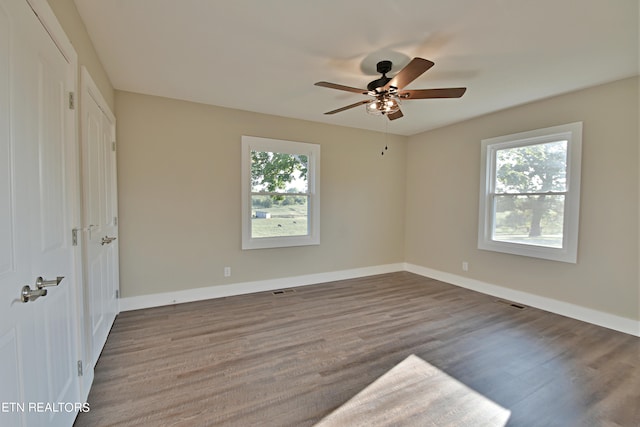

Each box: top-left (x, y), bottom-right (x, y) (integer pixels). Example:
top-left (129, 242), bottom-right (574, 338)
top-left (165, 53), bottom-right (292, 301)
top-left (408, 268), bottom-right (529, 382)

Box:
top-left (382, 120), bottom-right (389, 155)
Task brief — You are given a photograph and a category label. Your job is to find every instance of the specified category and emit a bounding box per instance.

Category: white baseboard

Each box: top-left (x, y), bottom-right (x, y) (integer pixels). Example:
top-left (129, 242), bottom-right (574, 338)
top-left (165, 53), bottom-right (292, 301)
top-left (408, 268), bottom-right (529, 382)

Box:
top-left (119, 263), bottom-right (405, 312)
top-left (119, 261), bottom-right (639, 337)
top-left (404, 263), bottom-right (640, 337)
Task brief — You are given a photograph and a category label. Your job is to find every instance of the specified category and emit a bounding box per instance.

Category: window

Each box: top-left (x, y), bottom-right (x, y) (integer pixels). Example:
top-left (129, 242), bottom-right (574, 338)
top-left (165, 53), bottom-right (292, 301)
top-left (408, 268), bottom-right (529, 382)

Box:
top-left (241, 136), bottom-right (320, 250)
top-left (478, 122), bottom-right (582, 263)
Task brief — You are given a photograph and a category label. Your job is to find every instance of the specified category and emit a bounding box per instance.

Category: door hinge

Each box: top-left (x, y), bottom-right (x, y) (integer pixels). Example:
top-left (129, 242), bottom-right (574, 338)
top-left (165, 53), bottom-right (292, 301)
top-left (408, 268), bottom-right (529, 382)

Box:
top-left (72, 229), bottom-right (79, 246)
top-left (112, 141), bottom-right (116, 152)
top-left (77, 360), bottom-right (83, 377)
top-left (68, 92), bottom-right (75, 110)
top-left (115, 290), bottom-right (119, 299)
top-left (113, 216), bottom-right (118, 226)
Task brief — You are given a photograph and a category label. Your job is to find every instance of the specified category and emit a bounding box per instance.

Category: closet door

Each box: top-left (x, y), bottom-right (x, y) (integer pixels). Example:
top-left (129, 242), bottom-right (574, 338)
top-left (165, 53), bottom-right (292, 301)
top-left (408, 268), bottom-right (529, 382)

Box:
top-left (80, 68), bottom-right (119, 372)
top-left (0, 0), bottom-right (82, 425)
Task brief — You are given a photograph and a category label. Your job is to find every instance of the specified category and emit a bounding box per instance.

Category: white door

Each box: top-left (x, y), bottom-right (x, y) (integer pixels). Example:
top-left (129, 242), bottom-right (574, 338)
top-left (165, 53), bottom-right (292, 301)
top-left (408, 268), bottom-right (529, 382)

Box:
top-left (0, 0), bottom-right (81, 426)
top-left (80, 68), bottom-right (119, 370)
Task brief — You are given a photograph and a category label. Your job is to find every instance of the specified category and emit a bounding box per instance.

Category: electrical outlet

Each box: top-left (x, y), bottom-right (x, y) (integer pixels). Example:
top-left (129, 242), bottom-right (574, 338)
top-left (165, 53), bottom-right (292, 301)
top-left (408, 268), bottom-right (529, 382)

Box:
top-left (462, 261), bottom-right (469, 272)
top-left (224, 266), bottom-right (231, 277)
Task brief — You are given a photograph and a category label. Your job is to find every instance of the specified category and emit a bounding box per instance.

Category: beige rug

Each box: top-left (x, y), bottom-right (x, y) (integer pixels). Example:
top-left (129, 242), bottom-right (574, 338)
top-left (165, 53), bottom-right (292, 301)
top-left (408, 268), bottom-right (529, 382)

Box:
top-left (314, 354), bottom-right (510, 427)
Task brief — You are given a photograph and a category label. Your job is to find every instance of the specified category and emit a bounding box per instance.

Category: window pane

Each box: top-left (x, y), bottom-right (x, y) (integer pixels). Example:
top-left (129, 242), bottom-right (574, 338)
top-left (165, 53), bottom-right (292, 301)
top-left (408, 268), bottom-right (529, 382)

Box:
top-left (251, 151), bottom-right (308, 193)
top-left (251, 195), bottom-right (308, 238)
top-left (495, 140), bottom-right (567, 193)
top-left (492, 194), bottom-right (565, 248)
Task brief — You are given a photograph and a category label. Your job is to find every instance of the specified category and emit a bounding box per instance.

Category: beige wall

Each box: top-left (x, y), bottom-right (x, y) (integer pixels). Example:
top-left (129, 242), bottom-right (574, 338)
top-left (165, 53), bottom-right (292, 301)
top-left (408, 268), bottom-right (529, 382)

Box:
top-left (47, 0), bottom-right (114, 111)
top-left (38, 0), bottom-right (639, 327)
top-left (405, 77), bottom-right (639, 320)
top-left (44, 0), bottom-right (639, 321)
top-left (115, 91), bottom-right (406, 297)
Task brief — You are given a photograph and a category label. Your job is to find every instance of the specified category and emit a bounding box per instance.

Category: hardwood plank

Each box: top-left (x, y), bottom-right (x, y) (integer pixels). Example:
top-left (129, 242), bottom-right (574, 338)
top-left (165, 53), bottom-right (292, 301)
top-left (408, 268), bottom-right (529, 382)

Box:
top-left (74, 272), bottom-right (640, 426)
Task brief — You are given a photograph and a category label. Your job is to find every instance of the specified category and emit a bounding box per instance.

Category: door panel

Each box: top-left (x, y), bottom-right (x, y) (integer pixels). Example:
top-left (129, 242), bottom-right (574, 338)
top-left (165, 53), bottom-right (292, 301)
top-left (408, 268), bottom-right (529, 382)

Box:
top-left (0, 2), bottom-right (13, 277)
top-left (42, 287), bottom-right (75, 402)
top-left (36, 55), bottom-right (67, 253)
top-left (0, 329), bottom-right (22, 426)
top-left (89, 256), bottom-right (105, 340)
top-left (86, 106), bottom-right (103, 231)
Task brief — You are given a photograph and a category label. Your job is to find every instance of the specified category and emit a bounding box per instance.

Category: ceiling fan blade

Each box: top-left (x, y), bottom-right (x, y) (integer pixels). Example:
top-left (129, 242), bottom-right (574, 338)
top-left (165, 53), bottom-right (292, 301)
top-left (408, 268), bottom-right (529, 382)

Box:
top-left (315, 81), bottom-right (369, 95)
top-left (324, 100), bottom-right (370, 115)
top-left (400, 87), bottom-right (467, 99)
top-left (387, 109), bottom-right (403, 121)
top-left (386, 57), bottom-right (435, 90)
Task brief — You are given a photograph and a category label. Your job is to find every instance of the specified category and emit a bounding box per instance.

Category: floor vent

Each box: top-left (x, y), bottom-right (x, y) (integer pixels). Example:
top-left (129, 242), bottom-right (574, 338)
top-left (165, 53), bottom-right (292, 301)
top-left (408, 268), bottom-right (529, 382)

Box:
top-left (495, 299), bottom-right (527, 310)
top-left (272, 289), bottom-right (296, 295)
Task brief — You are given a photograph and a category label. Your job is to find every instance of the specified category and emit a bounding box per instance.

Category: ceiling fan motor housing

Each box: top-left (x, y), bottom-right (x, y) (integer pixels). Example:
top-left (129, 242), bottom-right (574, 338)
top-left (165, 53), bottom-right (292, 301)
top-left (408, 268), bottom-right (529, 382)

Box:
top-left (367, 60), bottom-right (394, 92)
top-left (376, 60), bottom-right (393, 74)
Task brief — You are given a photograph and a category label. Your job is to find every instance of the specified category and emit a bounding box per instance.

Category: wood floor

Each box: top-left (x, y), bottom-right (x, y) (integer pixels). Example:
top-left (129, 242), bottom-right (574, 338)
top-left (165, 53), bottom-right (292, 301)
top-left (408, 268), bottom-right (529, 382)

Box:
top-left (74, 272), bottom-right (640, 427)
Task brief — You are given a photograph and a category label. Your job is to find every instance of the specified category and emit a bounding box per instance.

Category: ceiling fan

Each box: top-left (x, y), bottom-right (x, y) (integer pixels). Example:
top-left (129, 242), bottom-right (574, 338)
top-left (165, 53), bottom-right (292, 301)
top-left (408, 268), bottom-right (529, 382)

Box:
top-left (315, 57), bottom-right (466, 120)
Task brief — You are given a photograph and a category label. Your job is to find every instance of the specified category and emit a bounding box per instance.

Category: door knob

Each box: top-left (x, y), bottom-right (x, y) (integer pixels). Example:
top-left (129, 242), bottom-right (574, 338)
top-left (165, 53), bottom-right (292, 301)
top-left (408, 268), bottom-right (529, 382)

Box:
top-left (36, 276), bottom-right (64, 289)
top-left (21, 286), bottom-right (47, 303)
top-left (101, 236), bottom-right (117, 245)
top-left (20, 276), bottom-right (63, 303)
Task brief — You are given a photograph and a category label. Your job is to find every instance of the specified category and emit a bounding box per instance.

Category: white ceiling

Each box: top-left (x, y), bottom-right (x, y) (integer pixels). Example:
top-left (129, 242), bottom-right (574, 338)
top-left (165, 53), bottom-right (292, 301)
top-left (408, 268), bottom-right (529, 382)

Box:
top-left (73, 0), bottom-right (639, 136)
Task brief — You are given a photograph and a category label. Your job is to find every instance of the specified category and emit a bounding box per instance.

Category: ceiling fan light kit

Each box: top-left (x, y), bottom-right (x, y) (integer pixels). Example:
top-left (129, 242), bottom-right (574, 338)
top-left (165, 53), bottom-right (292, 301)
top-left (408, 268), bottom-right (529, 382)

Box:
top-left (315, 57), bottom-right (466, 121)
top-left (365, 93), bottom-right (401, 116)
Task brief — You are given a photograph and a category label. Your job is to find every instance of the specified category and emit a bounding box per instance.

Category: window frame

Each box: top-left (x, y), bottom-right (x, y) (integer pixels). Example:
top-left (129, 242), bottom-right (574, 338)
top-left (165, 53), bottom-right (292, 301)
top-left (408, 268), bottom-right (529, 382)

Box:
top-left (241, 136), bottom-right (320, 250)
top-left (478, 122), bottom-right (582, 263)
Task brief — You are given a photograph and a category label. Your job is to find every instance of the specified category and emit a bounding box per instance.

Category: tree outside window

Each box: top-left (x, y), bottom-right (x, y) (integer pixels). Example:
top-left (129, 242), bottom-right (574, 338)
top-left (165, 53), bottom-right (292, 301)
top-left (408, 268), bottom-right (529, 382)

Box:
top-left (493, 140), bottom-right (567, 247)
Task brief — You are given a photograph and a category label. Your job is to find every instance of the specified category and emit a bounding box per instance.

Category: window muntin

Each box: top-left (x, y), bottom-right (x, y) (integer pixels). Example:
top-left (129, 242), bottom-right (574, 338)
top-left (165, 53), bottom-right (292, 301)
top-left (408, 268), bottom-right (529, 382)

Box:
top-left (241, 136), bottom-right (320, 249)
top-left (478, 123), bottom-right (582, 263)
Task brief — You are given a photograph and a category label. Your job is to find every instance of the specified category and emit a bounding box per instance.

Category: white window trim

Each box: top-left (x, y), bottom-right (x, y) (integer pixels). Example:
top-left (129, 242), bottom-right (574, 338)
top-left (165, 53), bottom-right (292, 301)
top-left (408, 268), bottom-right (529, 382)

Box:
top-left (241, 136), bottom-right (320, 250)
top-left (478, 122), bottom-right (582, 263)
